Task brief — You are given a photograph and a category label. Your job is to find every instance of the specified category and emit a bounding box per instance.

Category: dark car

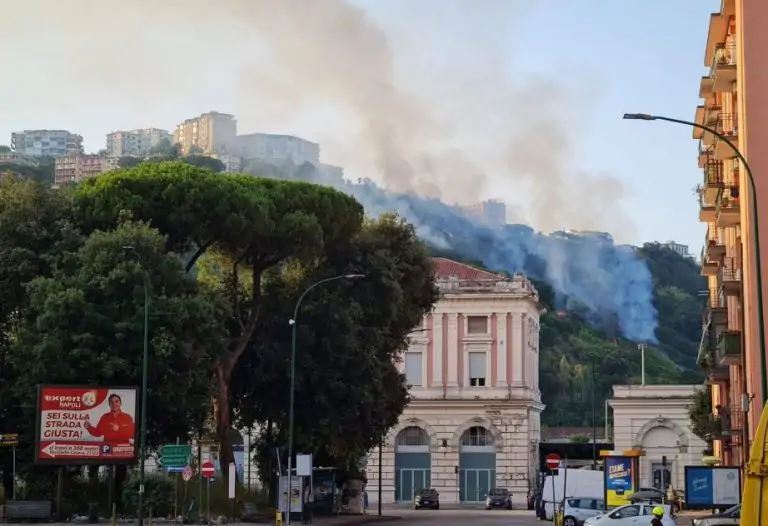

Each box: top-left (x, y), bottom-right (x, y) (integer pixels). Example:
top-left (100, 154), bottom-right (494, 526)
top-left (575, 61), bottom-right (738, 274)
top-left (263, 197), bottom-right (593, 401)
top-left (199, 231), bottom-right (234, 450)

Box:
top-left (485, 488), bottom-right (513, 510)
top-left (413, 488), bottom-right (440, 510)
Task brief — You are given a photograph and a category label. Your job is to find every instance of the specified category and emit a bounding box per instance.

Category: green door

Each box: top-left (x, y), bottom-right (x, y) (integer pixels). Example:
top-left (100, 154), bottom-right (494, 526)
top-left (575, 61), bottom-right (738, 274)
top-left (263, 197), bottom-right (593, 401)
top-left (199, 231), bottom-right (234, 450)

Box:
top-left (394, 452), bottom-right (431, 502)
top-left (459, 452), bottom-right (496, 503)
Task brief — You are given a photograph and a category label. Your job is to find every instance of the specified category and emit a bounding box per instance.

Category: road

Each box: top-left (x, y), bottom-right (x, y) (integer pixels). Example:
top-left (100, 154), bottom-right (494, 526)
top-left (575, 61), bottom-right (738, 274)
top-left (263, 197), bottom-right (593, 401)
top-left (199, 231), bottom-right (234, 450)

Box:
top-left (363, 508), bottom-right (541, 525)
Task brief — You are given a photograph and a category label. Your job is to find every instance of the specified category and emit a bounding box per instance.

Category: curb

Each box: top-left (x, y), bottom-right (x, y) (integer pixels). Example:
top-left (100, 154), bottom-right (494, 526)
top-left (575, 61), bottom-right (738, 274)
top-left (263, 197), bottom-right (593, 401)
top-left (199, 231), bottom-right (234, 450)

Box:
top-left (322, 516), bottom-right (403, 526)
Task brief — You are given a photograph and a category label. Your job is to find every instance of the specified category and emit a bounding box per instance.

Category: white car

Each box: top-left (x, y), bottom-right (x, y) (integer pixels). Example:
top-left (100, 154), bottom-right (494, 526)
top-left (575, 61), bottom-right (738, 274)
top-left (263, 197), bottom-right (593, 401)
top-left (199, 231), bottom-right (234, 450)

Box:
top-left (583, 503), bottom-right (676, 526)
top-left (563, 497), bottom-right (607, 526)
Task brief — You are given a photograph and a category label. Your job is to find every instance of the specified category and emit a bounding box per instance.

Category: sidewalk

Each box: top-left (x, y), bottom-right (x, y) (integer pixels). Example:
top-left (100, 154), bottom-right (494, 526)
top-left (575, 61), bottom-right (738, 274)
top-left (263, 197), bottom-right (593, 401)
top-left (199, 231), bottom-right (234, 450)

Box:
top-left (311, 515), bottom-right (402, 526)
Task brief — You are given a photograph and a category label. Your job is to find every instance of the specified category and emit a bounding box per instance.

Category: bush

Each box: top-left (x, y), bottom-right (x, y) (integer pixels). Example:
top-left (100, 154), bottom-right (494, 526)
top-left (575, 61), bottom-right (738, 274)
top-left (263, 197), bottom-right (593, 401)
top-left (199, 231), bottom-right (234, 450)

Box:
top-left (122, 473), bottom-right (174, 518)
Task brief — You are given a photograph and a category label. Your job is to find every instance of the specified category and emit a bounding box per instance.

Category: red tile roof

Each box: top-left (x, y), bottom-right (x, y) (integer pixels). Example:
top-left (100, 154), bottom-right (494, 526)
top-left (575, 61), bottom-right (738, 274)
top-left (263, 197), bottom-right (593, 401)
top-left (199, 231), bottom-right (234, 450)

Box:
top-left (430, 257), bottom-right (504, 280)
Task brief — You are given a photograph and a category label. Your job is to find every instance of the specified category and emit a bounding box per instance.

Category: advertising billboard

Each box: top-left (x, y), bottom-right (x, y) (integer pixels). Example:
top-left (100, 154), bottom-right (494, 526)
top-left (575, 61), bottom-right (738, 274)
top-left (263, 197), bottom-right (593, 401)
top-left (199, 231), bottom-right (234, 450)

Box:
top-left (604, 456), bottom-right (635, 507)
top-left (685, 466), bottom-right (741, 508)
top-left (36, 385), bottom-right (138, 465)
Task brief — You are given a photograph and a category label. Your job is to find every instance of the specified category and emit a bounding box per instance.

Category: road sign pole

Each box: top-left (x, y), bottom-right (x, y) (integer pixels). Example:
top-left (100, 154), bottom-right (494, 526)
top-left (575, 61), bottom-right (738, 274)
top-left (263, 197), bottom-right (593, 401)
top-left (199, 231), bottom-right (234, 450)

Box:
top-left (207, 478), bottom-right (211, 526)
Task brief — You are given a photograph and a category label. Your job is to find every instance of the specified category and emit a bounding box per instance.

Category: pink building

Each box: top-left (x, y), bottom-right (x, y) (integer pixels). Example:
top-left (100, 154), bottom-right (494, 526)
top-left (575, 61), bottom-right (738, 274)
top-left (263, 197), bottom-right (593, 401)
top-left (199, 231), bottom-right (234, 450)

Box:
top-left (366, 257), bottom-right (542, 506)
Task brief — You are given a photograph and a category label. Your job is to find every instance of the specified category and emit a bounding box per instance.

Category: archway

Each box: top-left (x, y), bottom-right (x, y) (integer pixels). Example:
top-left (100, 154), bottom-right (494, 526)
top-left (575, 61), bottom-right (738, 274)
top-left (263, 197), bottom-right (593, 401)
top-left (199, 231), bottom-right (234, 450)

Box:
top-left (394, 426), bottom-right (431, 502)
top-left (459, 426), bottom-right (496, 503)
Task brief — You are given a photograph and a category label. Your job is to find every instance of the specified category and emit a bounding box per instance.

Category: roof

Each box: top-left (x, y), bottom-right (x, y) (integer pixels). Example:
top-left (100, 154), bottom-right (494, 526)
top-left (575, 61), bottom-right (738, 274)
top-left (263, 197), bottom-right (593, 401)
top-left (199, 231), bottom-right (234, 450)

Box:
top-left (430, 257), bottom-right (504, 280)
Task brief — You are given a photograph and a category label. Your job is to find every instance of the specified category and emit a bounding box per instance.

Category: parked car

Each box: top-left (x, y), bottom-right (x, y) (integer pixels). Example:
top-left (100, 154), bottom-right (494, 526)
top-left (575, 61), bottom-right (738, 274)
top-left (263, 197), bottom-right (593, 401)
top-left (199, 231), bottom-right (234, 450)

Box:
top-left (563, 497), bottom-right (606, 526)
top-left (413, 488), bottom-right (439, 510)
top-left (485, 488), bottom-right (513, 510)
top-left (692, 504), bottom-right (740, 526)
top-left (583, 503), bottom-right (675, 526)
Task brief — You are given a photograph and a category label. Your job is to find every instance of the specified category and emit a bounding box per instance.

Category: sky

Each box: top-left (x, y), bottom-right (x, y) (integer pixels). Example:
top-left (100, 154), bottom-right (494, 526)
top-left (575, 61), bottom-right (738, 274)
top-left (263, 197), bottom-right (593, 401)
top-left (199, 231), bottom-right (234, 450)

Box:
top-left (0, 0), bottom-right (716, 249)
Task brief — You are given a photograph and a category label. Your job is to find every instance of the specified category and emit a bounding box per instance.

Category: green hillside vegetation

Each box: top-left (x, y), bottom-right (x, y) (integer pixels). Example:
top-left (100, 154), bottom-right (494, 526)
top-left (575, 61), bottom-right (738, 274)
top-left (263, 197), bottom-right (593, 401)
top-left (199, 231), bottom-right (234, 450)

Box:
top-left (432, 241), bottom-right (706, 427)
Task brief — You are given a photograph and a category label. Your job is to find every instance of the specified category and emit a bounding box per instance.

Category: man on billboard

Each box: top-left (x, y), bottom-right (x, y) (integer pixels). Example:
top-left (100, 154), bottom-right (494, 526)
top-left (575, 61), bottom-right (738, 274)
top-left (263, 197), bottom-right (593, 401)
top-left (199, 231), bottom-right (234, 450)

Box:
top-left (84, 393), bottom-right (135, 442)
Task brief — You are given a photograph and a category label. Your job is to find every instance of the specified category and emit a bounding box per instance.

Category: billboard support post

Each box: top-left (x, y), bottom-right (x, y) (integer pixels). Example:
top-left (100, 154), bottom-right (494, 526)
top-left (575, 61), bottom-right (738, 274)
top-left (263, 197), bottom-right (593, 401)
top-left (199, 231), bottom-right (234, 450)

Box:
top-left (12, 445), bottom-right (16, 499)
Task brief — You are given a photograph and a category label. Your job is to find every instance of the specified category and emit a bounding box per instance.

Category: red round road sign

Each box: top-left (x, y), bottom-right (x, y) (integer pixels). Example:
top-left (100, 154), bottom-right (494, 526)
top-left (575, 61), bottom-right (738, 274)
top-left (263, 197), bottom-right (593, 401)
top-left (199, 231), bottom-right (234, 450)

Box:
top-left (201, 461), bottom-right (215, 479)
top-left (545, 453), bottom-right (561, 470)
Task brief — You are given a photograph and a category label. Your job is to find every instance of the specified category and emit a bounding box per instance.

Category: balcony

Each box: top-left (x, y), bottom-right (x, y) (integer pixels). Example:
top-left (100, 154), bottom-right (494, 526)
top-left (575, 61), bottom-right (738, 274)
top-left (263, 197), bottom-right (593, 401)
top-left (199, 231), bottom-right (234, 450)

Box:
top-left (706, 403), bottom-right (744, 441)
top-left (719, 257), bottom-right (742, 297)
top-left (711, 41), bottom-right (738, 92)
top-left (715, 186), bottom-right (740, 228)
top-left (702, 160), bottom-right (724, 203)
top-left (693, 105), bottom-right (722, 140)
top-left (699, 142), bottom-right (715, 169)
top-left (699, 192), bottom-right (717, 223)
top-left (716, 330), bottom-right (742, 366)
top-left (705, 226), bottom-right (726, 261)
top-left (714, 113), bottom-right (739, 160)
top-left (703, 294), bottom-right (727, 329)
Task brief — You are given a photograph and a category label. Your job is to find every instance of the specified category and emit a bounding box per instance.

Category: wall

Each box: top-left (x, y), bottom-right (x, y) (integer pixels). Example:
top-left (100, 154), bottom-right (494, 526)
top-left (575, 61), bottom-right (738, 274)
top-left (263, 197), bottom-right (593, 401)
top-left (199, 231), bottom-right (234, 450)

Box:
top-left (609, 385), bottom-right (708, 490)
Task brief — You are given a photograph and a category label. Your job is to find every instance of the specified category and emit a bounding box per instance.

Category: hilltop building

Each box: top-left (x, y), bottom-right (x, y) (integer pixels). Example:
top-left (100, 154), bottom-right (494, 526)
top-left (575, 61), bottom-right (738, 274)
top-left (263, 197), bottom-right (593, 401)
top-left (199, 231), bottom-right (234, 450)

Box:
top-left (11, 130), bottom-right (83, 158)
top-left (173, 112), bottom-right (237, 155)
top-left (106, 128), bottom-right (171, 158)
top-left (365, 257), bottom-right (542, 506)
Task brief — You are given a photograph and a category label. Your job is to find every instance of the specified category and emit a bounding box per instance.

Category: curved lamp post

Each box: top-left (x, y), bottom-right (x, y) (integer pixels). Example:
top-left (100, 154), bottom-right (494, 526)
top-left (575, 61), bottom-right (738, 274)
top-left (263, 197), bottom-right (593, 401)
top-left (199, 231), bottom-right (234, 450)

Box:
top-left (285, 274), bottom-right (365, 526)
top-left (623, 113), bottom-right (767, 406)
top-left (123, 246), bottom-right (151, 526)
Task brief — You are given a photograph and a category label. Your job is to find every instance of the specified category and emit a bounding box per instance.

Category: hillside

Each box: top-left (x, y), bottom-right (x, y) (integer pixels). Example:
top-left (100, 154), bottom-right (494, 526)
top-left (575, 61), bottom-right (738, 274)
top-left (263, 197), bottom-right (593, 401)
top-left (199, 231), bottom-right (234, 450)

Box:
top-left (434, 242), bottom-right (706, 427)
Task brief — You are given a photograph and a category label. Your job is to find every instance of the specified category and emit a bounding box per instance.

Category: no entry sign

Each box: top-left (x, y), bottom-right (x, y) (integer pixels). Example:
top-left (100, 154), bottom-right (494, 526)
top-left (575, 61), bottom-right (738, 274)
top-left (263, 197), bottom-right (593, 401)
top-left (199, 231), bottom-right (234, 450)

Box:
top-left (545, 453), bottom-right (561, 470)
top-left (201, 461), bottom-right (215, 479)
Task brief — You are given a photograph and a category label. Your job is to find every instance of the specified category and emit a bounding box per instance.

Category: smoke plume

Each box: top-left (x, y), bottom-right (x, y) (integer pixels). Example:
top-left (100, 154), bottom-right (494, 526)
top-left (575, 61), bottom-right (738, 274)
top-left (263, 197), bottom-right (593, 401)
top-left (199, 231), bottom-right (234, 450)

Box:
top-left (0, 0), bottom-right (657, 340)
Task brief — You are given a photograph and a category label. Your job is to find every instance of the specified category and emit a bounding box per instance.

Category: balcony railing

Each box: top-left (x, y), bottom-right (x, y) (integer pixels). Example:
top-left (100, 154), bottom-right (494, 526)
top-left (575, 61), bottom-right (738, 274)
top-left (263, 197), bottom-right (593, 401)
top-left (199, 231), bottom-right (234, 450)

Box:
top-left (704, 160), bottom-right (724, 186)
top-left (702, 292), bottom-right (727, 327)
top-left (716, 186), bottom-right (740, 228)
top-left (715, 113), bottom-right (739, 136)
top-left (713, 41), bottom-right (738, 69)
top-left (716, 330), bottom-right (742, 365)
top-left (707, 402), bottom-right (744, 440)
top-left (719, 257), bottom-right (742, 282)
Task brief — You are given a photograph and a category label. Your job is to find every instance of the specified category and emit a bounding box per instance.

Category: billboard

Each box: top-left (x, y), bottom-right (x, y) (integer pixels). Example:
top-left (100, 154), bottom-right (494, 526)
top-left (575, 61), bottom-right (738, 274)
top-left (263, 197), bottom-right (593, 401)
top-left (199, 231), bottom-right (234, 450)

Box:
top-left (685, 466), bottom-right (741, 508)
top-left (36, 385), bottom-right (138, 465)
top-left (604, 456), bottom-right (635, 507)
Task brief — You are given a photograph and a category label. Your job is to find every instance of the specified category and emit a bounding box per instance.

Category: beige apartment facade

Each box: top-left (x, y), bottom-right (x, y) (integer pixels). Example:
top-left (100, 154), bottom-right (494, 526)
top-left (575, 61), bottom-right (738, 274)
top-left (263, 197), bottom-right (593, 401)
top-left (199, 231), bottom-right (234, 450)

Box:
top-left (695, 0), bottom-right (768, 467)
top-left (54, 155), bottom-right (116, 186)
top-left (365, 258), bottom-right (543, 507)
top-left (173, 112), bottom-right (237, 155)
top-left (106, 128), bottom-right (171, 158)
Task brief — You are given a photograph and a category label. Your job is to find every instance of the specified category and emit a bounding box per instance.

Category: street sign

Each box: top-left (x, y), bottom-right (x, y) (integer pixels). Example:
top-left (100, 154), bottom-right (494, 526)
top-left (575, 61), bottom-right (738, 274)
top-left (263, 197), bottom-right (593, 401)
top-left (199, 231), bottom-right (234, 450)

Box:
top-left (159, 445), bottom-right (191, 469)
top-left (0, 433), bottom-right (19, 447)
top-left (201, 461), bottom-right (215, 479)
top-left (182, 466), bottom-right (193, 482)
top-left (545, 453), bottom-right (561, 470)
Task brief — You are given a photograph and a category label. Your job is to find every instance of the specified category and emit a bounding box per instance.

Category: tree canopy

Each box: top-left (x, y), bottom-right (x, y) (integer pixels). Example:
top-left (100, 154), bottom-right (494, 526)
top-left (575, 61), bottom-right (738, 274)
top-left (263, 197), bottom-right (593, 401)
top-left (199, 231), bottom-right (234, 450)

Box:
top-left (0, 163), bottom-right (437, 495)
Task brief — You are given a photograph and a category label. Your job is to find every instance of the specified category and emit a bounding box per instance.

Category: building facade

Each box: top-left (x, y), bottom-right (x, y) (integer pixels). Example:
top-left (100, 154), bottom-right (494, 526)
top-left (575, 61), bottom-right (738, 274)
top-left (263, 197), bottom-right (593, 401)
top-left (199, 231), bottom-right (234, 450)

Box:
top-left (11, 130), bottom-right (83, 157)
top-left (662, 241), bottom-right (691, 258)
top-left (609, 385), bottom-right (708, 491)
top-left (693, 0), bottom-right (768, 466)
top-left (54, 155), bottom-right (117, 186)
top-left (235, 133), bottom-right (320, 165)
top-left (173, 112), bottom-right (237, 155)
top-left (461, 200), bottom-right (507, 227)
top-left (106, 128), bottom-right (171, 158)
top-left (365, 258), bottom-right (543, 506)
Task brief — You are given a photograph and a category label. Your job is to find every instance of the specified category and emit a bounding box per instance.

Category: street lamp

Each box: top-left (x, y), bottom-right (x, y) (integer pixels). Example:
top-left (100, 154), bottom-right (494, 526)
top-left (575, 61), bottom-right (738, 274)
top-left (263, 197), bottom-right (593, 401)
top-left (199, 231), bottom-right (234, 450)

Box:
top-left (623, 113), bottom-right (767, 405)
top-left (285, 274), bottom-right (365, 526)
top-left (123, 245), bottom-right (151, 526)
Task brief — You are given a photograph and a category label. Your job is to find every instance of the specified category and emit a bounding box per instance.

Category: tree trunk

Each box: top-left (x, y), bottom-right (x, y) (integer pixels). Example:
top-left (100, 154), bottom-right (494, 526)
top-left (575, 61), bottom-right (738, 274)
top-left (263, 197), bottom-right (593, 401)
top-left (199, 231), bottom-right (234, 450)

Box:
top-left (215, 359), bottom-right (235, 483)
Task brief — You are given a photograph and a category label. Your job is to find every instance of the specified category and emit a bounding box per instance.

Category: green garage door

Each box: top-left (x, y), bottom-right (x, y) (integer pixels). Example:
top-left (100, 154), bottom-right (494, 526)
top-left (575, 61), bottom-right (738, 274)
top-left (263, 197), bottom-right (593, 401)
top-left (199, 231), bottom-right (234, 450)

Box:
top-left (394, 426), bottom-right (431, 502)
top-left (459, 426), bottom-right (496, 503)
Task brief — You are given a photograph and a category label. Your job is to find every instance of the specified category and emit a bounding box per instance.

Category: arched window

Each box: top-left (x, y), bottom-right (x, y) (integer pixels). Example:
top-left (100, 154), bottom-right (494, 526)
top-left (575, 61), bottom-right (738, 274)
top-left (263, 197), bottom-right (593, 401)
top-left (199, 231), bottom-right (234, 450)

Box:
top-left (396, 426), bottom-right (429, 446)
top-left (461, 426), bottom-right (493, 447)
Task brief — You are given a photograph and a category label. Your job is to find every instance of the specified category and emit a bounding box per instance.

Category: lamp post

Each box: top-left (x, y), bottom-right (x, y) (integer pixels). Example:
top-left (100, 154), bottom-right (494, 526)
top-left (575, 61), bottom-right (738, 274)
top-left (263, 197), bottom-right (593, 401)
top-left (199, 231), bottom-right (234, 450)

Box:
top-left (123, 246), bottom-right (150, 526)
top-left (286, 274), bottom-right (364, 526)
top-left (623, 113), bottom-right (767, 406)
top-left (590, 354), bottom-right (597, 470)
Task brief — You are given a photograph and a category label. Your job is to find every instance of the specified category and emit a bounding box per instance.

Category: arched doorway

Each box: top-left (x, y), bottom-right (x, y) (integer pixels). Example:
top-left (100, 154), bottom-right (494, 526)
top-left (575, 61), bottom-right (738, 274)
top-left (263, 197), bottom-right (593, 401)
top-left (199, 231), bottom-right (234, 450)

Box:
top-left (394, 426), bottom-right (431, 502)
top-left (459, 426), bottom-right (496, 503)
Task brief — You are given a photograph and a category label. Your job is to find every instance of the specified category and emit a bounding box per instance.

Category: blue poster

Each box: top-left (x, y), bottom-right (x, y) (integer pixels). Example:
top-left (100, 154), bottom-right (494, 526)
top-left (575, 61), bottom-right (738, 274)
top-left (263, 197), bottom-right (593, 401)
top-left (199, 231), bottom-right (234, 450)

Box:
top-left (605, 456), bottom-right (634, 507)
top-left (685, 466), bottom-right (741, 508)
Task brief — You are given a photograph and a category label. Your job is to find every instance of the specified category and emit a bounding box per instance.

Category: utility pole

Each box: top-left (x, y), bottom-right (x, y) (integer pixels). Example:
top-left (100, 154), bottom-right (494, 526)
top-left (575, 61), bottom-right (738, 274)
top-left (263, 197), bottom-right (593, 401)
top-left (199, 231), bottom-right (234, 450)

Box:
top-left (638, 343), bottom-right (646, 385)
top-left (591, 355), bottom-right (597, 470)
